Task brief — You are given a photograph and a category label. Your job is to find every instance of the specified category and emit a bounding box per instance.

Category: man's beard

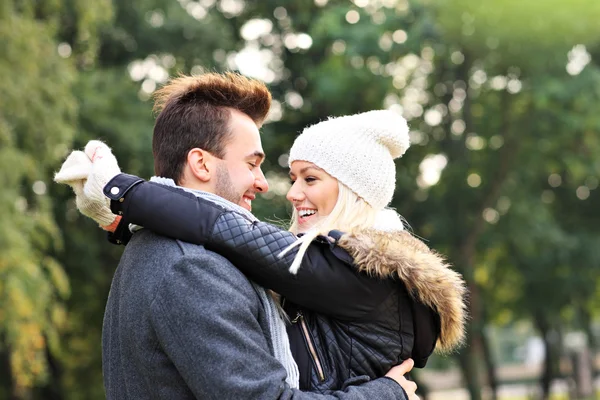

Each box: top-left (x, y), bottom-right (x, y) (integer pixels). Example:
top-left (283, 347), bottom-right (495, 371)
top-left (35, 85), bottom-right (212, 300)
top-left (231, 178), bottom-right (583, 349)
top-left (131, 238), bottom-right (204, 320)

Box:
top-left (214, 162), bottom-right (242, 206)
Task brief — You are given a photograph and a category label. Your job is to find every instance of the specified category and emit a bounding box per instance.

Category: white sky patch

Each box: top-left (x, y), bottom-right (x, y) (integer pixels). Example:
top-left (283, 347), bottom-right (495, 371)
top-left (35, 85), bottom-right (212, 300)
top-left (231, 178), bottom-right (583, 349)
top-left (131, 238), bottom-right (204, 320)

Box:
top-left (33, 181), bottom-right (47, 195)
top-left (417, 154), bottom-right (448, 188)
top-left (483, 208), bottom-right (500, 224)
top-left (295, 33), bottom-right (313, 50)
top-left (346, 10), bottom-right (360, 24)
top-left (265, 99), bottom-right (283, 123)
top-left (471, 69), bottom-right (487, 85)
top-left (148, 10), bottom-right (165, 27)
top-left (283, 33), bottom-right (313, 50)
top-left (466, 135), bottom-right (485, 150)
top-left (451, 119), bottom-right (465, 136)
top-left (57, 42), bottom-right (72, 58)
top-left (576, 186), bottom-right (590, 200)
top-left (186, 2), bottom-right (207, 20)
top-left (128, 56), bottom-right (169, 84)
top-left (218, 0), bottom-right (245, 17)
top-left (490, 76), bottom-right (507, 90)
top-left (507, 79), bottom-right (522, 94)
top-left (548, 173), bottom-right (562, 187)
top-left (332, 40), bottom-right (346, 55)
top-left (467, 173), bottom-right (482, 188)
top-left (541, 190), bottom-right (555, 204)
top-left (392, 29), bottom-right (407, 44)
top-left (228, 44), bottom-right (277, 83)
top-left (489, 135), bottom-right (504, 149)
top-left (141, 79), bottom-right (156, 94)
top-left (424, 108), bottom-right (443, 126)
top-left (566, 44), bottom-right (591, 76)
top-left (497, 196), bottom-right (511, 214)
top-left (241, 19), bottom-right (273, 41)
top-left (148, 64), bottom-right (169, 82)
top-left (273, 7), bottom-right (287, 19)
top-left (285, 91), bottom-right (304, 109)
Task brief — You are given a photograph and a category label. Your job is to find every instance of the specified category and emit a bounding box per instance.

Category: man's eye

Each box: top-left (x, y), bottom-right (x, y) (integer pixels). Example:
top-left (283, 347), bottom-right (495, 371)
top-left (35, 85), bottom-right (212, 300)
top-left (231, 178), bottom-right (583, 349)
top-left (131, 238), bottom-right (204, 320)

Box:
top-left (248, 162), bottom-right (256, 168)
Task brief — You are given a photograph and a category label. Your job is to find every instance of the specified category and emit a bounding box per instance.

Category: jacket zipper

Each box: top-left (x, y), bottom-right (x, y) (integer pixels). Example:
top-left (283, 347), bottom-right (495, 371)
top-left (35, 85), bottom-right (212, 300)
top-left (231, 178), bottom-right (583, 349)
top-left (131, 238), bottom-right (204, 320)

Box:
top-left (293, 311), bottom-right (326, 382)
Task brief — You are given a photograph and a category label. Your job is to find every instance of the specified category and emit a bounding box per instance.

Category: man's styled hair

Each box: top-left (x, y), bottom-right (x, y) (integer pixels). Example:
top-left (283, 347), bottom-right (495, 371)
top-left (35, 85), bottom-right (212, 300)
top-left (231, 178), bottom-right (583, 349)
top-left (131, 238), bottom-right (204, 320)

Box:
top-left (152, 72), bottom-right (271, 182)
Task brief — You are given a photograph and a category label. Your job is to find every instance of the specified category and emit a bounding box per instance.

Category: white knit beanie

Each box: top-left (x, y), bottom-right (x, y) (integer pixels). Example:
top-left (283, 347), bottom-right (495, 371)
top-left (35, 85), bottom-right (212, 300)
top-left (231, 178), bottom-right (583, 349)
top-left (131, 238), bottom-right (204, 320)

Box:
top-left (288, 110), bottom-right (410, 211)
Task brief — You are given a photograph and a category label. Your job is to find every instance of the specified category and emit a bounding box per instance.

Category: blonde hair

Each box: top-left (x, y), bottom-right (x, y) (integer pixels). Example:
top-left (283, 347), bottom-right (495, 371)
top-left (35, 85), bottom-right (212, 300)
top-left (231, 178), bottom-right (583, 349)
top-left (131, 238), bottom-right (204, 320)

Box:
top-left (283, 181), bottom-right (380, 273)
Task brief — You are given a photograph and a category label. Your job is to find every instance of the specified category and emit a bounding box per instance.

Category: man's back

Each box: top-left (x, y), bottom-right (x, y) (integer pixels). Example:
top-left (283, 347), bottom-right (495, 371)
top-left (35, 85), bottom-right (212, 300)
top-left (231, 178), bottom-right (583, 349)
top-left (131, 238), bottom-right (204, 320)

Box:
top-left (102, 229), bottom-right (283, 399)
top-left (102, 229), bottom-right (407, 400)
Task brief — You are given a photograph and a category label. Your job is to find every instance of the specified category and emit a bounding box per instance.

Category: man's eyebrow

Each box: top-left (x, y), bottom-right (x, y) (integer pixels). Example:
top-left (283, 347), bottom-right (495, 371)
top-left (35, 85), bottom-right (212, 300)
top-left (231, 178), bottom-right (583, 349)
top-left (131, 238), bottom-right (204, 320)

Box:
top-left (246, 151), bottom-right (265, 160)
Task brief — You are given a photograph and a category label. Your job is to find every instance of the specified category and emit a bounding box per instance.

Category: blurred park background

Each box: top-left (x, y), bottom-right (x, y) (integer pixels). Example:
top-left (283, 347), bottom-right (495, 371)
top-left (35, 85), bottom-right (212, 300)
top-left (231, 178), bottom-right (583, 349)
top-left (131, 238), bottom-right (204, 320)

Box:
top-left (1, 0), bottom-right (600, 399)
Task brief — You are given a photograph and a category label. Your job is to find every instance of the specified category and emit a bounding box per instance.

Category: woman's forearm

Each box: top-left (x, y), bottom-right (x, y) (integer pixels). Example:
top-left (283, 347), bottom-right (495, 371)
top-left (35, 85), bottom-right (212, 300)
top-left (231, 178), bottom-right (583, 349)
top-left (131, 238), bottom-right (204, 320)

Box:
top-left (104, 174), bottom-right (387, 319)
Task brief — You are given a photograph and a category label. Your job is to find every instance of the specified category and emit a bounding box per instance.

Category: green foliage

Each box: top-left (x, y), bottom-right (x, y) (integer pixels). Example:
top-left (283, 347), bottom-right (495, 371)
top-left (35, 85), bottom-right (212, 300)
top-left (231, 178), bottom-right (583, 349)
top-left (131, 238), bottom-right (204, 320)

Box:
top-left (433, 0), bottom-right (600, 71)
top-left (0, 11), bottom-right (75, 394)
top-left (0, 0), bottom-right (110, 396)
top-left (2, 0), bottom-right (600, 398)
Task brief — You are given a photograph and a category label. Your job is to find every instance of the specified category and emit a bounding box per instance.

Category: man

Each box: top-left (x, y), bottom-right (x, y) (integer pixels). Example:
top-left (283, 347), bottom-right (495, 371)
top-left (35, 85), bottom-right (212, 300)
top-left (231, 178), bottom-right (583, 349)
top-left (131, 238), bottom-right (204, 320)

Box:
top-left (56, 72), bottom-right (418, 399)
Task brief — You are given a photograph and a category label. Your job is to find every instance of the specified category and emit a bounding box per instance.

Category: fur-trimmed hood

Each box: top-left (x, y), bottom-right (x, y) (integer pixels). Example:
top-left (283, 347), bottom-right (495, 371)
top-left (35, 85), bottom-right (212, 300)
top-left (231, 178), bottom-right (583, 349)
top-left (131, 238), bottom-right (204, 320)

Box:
top-left (337, 229), bottom-right (467, 353)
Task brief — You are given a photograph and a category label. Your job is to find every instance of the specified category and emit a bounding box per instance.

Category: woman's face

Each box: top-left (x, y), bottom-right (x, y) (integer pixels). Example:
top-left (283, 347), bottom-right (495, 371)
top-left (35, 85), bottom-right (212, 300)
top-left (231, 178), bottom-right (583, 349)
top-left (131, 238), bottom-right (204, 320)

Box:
top-left (287, 161), bottom-right (339, 233)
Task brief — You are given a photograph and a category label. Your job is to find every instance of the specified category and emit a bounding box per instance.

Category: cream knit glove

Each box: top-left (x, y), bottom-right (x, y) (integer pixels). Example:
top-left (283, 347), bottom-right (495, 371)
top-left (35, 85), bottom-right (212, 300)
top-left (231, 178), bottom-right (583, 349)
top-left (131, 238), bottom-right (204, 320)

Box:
top-left (54, 140), bottom-right (121, 230)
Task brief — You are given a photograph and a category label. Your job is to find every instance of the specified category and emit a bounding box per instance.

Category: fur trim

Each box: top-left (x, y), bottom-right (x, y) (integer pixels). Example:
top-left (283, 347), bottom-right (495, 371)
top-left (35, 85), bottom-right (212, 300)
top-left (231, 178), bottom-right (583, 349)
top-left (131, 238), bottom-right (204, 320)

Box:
top-left (336, 229), bottom-right (467, 353)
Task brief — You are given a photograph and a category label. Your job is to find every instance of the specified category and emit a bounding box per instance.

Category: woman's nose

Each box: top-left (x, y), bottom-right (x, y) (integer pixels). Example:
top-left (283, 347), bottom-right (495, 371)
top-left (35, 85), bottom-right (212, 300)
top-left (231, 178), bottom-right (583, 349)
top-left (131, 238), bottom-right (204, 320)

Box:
top-left (286, 182), bottom-right (304, 203)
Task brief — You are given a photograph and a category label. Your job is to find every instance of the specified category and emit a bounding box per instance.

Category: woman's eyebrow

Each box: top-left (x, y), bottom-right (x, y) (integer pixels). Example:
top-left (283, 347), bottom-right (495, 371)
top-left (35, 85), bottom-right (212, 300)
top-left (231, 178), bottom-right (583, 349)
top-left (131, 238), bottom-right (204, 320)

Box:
top-left (289, 166), bottom-right (322, 178)
top-left (299, 166), bottom-right (320, 174)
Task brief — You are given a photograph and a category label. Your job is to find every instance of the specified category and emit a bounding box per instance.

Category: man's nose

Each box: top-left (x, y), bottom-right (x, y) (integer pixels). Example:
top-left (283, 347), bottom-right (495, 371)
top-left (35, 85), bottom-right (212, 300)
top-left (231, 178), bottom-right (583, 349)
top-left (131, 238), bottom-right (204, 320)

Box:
top-left (254, 168), bottom-right (269, 193)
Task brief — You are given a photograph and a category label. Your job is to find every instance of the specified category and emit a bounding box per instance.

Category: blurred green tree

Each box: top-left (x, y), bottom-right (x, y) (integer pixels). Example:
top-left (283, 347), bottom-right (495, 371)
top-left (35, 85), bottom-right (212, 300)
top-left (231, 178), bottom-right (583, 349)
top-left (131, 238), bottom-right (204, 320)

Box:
top-left (0, 0), bottom-right (111, 398)
top-left (2, 0), bottom-right (599, 399)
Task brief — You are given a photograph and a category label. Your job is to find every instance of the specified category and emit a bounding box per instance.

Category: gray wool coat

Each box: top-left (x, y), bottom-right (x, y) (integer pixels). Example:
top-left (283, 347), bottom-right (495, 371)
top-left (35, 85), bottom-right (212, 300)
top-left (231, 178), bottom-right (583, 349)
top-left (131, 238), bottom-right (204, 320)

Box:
top-left (102, 229), bottom-right (407, 399)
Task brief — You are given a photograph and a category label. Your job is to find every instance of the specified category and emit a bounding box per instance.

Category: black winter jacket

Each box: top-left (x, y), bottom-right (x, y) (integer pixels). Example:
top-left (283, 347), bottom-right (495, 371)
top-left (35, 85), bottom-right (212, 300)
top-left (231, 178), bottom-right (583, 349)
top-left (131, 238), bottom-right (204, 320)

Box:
top-left (104, 174), bottom-right (467, 393)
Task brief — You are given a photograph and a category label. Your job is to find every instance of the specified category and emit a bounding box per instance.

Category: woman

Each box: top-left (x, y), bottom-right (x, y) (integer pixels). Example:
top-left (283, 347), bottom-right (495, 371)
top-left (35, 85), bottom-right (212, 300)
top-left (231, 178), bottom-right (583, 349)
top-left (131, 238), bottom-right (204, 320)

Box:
top-left (59, 110), bottom-right (466, 392)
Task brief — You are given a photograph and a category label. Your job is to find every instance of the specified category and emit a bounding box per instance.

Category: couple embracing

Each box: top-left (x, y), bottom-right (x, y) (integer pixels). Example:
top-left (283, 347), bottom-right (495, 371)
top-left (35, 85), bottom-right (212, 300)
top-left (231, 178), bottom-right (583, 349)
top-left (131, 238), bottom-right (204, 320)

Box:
top-left (56, 72), bottom-right (467, 399)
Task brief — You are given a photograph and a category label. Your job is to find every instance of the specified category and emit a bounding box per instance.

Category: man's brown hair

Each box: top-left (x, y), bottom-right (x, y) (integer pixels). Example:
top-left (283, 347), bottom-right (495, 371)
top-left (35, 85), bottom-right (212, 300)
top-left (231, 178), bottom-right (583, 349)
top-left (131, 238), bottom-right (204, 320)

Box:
top-left (152, 72), bottom-right (271, 182)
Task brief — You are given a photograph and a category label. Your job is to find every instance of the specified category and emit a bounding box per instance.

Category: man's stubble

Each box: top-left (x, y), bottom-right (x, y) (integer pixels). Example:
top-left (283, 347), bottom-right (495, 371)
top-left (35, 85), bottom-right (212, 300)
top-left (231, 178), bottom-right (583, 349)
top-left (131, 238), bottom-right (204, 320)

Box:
top-left (214, 162), bottom-right (243, 206)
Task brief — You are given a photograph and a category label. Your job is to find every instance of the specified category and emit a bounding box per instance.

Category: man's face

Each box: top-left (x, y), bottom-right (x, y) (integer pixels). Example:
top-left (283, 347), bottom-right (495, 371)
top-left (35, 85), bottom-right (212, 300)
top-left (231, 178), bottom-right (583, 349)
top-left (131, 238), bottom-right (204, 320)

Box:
top-left (214, 109), bottom-right (269, 211)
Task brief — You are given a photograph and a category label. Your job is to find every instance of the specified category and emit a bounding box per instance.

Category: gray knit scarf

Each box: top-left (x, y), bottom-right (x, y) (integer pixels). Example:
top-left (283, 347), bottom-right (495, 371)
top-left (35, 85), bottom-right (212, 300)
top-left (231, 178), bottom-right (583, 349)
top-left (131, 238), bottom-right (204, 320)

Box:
top-left (148, 177), bottom-right (300, 388)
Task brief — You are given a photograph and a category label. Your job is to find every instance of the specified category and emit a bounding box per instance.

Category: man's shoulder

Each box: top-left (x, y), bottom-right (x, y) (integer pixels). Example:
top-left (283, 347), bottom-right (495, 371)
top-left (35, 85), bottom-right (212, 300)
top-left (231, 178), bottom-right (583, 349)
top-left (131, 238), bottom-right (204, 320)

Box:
top-left (125, 229), bottom-right (256, 288)
top-left (126, 229), bottom-right (211, 260)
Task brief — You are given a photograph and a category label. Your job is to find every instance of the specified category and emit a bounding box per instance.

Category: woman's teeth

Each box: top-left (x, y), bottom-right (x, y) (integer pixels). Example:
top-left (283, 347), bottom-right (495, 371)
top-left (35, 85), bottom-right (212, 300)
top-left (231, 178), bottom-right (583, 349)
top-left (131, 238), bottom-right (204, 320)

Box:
top-left (299, 209), bottom-right (316, 218)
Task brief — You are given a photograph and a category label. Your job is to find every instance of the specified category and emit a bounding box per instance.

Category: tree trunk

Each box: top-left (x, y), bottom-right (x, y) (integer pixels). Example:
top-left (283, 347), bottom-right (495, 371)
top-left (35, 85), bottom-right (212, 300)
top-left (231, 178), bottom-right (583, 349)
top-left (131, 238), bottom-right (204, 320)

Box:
top-left (0, 348), bottom-right (15, 400)
top-left (450, 55), bottom-right (517, 400)
top-left (535, 314), bottom-right (553, 400)
top-left (37, 344), bottom-right (63, 400)
top-left (457, 286), bottom-right (484, 400)
top-left (412, 371), bottom-right (430, 400)
top-left (581, 308), bottom-right (598, 378)
top-left (458, 347), bottom-right (483, 400)
top-left (481, 328), bottom-right (498, 400)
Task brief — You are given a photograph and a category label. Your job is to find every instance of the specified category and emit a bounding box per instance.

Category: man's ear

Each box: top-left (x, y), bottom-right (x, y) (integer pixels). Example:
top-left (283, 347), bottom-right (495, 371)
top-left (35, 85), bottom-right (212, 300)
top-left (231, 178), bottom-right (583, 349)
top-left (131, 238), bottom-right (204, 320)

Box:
top-left (187, 148), bottom-right (215, 182)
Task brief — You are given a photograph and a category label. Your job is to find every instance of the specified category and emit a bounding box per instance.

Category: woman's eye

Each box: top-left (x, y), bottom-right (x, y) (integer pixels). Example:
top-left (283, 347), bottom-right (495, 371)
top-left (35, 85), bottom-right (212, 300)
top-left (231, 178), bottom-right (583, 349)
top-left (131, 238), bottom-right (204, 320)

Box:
top-left (304, 177), bottom-right (316, 183)
top-left (289, 179), bottom-right (296, 185)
